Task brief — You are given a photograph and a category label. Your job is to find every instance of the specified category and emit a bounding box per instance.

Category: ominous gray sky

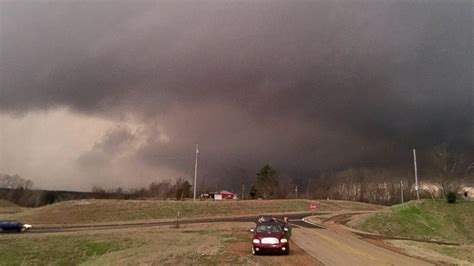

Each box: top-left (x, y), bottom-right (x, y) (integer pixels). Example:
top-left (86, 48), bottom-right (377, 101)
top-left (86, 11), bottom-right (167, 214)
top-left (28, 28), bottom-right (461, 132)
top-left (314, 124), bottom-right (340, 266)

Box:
top-left (0, 0), bottom-right (472, 191)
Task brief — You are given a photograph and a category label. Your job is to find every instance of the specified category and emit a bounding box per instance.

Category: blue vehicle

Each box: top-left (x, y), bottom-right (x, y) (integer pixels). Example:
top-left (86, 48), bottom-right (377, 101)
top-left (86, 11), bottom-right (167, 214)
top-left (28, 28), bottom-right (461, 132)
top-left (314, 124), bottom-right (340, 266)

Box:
top-left (0, 220), bottom-right (32, 233)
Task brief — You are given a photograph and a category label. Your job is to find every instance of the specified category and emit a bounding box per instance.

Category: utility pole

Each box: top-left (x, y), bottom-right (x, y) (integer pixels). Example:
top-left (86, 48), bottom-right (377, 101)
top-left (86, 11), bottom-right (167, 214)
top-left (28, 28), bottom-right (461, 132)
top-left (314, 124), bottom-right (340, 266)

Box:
top-left (413, 148), bottom-right (420, 200)
top-left (295, 185), bottom-right (298, 199)
top-left (193, 144), bottom-right (199, 201)
top-left (242, 184), bottom-right (245, 200)
top-left (400, 180), bottom-right (404, 204)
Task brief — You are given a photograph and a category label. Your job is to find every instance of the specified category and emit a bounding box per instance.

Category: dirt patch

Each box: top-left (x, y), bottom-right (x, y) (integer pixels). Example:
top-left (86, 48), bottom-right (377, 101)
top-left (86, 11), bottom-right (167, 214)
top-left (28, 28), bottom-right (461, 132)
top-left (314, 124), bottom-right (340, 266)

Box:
top-left (230, 239), bottom-right (322, 265)
top-left (324, 213), bottom-right (357, 225)
top-left (231, 242), bottom-right (250, 256)
top-left (174, 222), bottom-right (323, 264)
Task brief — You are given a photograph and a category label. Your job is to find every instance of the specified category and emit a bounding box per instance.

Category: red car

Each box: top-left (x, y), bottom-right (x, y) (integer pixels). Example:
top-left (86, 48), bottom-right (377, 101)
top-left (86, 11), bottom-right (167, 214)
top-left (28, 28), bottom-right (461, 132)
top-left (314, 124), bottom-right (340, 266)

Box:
top-left (250, 221), bottom-right (289, 255)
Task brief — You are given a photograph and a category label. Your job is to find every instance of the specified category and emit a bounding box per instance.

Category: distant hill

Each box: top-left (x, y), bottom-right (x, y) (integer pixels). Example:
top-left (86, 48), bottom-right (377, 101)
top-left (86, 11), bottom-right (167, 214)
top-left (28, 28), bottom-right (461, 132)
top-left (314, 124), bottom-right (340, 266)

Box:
top-left (0, 199), bottom-right (19, 208)
top-left (0, 188), bottom-right (97, 207)
top-left (0, 199), bottom-right (24, 215)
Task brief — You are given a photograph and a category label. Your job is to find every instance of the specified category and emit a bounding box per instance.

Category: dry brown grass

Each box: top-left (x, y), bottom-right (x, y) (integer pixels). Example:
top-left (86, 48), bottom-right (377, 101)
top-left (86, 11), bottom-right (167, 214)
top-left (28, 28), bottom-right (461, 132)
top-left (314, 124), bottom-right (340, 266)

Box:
top-left (3, 199), bottom-right (383, 225)
top-left (316, 200), bottom-right (385, 211)
top-left (0, 199), bottom-right (19, 208)
top-left (0, 199), bottom-right (25, 214)
top-left (387, 240), bottom-right (474, 265)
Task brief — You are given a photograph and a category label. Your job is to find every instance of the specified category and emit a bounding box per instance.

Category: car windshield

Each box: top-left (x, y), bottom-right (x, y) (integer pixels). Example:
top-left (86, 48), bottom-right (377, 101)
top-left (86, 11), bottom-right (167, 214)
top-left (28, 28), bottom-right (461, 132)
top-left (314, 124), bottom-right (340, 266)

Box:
top-left (258, 216), bottom-right (275, 222)
top-left (256, 225), bottom-right (282, 233)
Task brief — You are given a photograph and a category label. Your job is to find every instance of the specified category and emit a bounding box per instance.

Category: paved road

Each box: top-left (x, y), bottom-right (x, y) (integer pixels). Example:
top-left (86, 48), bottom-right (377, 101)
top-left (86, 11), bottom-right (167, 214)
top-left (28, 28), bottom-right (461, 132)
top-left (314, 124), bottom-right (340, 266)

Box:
top-left (27, 212), bottom-right (317, 234)
top-left (290, 222), bottom-right (432, 266)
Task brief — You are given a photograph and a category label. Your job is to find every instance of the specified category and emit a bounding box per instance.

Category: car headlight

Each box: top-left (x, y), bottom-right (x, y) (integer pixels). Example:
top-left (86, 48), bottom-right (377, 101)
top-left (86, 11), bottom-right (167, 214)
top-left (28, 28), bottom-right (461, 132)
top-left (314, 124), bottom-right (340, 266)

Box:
top-left (280, 238), bottom-right (288, 243)
top-left (252, 239), bottom-right (260, 244)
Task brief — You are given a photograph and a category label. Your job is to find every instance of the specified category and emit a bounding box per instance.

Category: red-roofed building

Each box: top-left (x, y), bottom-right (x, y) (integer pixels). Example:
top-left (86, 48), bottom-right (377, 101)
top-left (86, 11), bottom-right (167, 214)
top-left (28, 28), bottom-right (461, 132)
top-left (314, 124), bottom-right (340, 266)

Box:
top-left (202, 190), bottom-right (238, 200)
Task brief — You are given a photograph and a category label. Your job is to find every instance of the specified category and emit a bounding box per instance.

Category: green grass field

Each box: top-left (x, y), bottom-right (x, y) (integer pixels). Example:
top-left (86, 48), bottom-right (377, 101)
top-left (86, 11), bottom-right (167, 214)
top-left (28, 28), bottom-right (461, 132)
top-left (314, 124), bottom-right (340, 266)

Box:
top-left (0, 234), bottom-right (130, 265)
top-left (348, 199), bottom-right (474, 243)
top-left (1, 199), bottom-right (382, 225)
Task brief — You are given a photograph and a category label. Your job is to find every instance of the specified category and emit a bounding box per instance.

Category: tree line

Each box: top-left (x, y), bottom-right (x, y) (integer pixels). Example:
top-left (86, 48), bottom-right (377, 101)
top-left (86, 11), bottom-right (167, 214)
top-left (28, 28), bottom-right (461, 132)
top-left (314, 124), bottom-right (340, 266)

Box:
top-left (0, 176), bottom-right (193, 207)
top-left (90, 178), bottom-right (192, 201)
top-left (246, 143), bottom-right (471, 205)
top-left (1, 143), bottom-right (471, 207)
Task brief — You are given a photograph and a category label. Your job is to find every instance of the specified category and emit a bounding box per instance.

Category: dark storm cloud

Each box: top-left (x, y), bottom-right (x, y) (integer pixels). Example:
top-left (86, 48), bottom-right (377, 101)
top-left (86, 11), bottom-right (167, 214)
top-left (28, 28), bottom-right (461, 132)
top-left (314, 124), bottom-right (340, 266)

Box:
top-left (1, 0), bottom-right (472, 187)
top-left (77, 126), bottom-right (138, 169)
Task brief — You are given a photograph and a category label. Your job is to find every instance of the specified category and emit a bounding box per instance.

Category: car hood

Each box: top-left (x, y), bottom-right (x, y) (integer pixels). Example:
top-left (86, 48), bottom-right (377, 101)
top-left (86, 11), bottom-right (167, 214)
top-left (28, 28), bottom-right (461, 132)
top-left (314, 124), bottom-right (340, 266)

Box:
top-left (254, 232), bottom-right (284, 239)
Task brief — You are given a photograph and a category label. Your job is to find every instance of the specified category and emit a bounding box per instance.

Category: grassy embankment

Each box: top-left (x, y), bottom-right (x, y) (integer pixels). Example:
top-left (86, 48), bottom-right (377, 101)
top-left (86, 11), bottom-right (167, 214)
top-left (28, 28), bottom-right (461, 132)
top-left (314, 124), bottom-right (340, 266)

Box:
top-left (1, 199), bottom-right (382, 225)
top-left (349, 199), bottom-right (474, 243)
top-left (348, 199), bottom-right (474, 264)
top-left (0, 199), bottom-right (24, 215)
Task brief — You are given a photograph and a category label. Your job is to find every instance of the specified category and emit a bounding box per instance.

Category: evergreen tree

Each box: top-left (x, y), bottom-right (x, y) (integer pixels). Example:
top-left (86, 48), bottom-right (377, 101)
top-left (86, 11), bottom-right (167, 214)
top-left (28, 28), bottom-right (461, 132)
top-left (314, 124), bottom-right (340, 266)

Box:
top-left (254, 165), bottom-right (278, 199)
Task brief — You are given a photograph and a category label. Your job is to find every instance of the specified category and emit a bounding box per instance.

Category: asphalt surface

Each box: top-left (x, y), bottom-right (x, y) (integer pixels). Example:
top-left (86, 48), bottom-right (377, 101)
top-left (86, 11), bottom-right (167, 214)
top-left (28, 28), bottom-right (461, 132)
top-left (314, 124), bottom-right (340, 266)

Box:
top-left (290, 220), bottom-right (433, 265)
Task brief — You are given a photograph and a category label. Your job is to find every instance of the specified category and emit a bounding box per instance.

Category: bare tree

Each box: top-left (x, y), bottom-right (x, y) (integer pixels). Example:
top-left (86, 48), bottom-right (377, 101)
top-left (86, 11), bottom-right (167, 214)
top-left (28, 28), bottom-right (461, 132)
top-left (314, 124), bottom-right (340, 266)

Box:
top-left (0, 173), bottom-right (33, 189)
top-left (431, 143), bottom-right (465, 196)
top-left (276, 175), bottom-right (295, 199)
top-left (0, 173), bottom-right (35, 205)
top-left (149, 180), bottom-right (172, 199)
top-left (174, 178), bottom-right (192, 200)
